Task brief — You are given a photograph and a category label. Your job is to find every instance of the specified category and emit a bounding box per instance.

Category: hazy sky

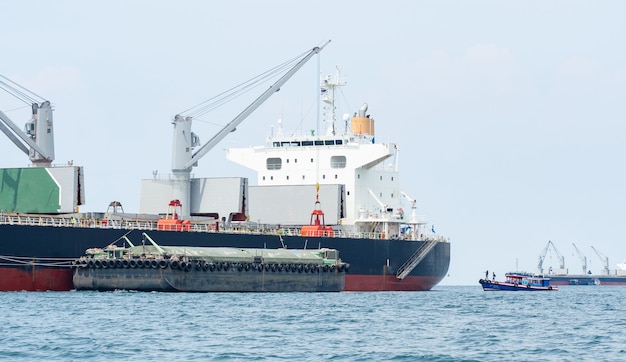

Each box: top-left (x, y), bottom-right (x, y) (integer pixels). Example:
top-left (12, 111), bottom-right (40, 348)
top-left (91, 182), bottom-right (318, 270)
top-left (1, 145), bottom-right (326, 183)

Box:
top-left (2, 1), bottom-right (625, 285)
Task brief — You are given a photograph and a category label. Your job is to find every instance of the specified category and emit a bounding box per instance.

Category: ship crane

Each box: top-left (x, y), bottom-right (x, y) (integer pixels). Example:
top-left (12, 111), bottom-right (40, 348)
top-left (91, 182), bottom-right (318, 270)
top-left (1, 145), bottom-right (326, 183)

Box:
top-left (400, 191), bottom-right (418, 223)
top-left (537, 241), bottom-right (550, 275)
top-left (0, 75), bottom-right (55, 166)
top-left (572, 243), bottom-right (588, 274)
top-left (549, 241), bottom-right (567, 275)
top-left (590, 246), bottom-right (610, 276)
top-left (537, 240), bottom-right (567, 275)
top-left (168, 41), bottom-right (330, 216)
top-left (367, 188), bottom-right (389, 215)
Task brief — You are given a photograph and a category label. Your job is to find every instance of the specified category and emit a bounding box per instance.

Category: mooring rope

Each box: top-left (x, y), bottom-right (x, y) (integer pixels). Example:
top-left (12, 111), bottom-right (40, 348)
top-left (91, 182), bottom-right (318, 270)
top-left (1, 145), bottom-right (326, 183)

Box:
top-left (0, 255), bottom-right (76, 268)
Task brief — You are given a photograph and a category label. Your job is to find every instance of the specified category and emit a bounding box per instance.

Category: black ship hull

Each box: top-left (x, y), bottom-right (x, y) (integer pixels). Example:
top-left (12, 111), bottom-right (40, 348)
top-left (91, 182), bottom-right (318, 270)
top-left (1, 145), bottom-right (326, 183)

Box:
top-left (0, 224), bottom-right (450, 291)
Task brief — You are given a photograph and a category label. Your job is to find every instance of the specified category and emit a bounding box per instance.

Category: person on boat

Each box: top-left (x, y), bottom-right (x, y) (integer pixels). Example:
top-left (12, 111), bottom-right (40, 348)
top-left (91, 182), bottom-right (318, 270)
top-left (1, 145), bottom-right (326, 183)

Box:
top-left (492, 272), bottom-right (496, 281)
top-left (485, 270), bottom-right (488, 279)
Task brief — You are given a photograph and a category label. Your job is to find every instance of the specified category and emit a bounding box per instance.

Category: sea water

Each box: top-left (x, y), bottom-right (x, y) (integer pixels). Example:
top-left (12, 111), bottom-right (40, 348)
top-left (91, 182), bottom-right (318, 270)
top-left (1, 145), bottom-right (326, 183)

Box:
top-left (0, 286), bottom-right (624, 361)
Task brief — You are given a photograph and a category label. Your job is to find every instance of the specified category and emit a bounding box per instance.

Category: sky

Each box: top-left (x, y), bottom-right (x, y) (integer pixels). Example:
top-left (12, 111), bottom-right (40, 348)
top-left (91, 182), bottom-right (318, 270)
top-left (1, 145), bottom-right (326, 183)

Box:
top-left (1, 1), bottom-right (625, 286)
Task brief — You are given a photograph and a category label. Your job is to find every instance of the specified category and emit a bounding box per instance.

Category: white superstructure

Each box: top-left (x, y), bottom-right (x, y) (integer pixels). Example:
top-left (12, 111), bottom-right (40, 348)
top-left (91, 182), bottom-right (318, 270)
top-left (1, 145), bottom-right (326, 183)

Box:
top-left (227, 72), bottom-right (429, 240)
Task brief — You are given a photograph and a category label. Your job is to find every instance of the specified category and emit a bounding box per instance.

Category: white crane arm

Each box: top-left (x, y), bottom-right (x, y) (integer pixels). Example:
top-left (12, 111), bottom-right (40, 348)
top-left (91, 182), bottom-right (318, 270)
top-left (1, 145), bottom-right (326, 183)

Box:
top-left (184, 40), bottom-right (330, 170)
top-left (548, 241), bottom-right (566, 269)
top-left (400, 191), bottom-right (416, 207)
top-left (0, 109), bottom-right (51, 160)
top-left (572, 243), bottom-right (587, 274)
top-left (537, 240), bottom-right (551, 273)
top-left (367, 188), bottom-right (387, 211)
top-left (591, 246), bottom-right (610, 275)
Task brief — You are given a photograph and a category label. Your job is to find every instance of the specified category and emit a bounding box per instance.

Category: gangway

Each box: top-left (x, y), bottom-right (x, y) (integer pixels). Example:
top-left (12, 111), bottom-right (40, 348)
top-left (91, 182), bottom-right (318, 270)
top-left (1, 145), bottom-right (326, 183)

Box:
top-left (396, 240), bottom-right (438, 280)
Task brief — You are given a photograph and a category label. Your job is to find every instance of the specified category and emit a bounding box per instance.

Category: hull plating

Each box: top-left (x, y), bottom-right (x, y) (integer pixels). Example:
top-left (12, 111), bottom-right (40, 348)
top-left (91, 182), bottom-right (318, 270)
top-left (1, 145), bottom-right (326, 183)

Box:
top-left (0, 266), bottom-right (73, 291)
top-left (73, 265), bottom-right (344, 292)
top-left (0, 224), bottom-right (450, 291)
top-left (548, 276), bottom-right (626, 286)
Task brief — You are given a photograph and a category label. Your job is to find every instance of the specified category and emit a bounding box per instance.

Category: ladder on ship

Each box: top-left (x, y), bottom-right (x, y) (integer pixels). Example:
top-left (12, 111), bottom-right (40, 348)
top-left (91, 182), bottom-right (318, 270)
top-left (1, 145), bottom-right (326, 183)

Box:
top-left (396, 240), bottom-right (438, 280)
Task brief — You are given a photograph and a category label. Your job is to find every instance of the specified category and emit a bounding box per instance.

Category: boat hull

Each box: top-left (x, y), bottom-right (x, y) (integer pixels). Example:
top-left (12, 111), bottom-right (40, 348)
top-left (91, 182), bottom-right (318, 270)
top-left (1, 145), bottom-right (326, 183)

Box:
top-left (73, 264), bottom-right (344, 292)
top-left (0, 265), bottom-right (73, 291)
top-left (0, 224), bottom-right (450, 292)
top-left (479, 279), bottom-right (557, 291)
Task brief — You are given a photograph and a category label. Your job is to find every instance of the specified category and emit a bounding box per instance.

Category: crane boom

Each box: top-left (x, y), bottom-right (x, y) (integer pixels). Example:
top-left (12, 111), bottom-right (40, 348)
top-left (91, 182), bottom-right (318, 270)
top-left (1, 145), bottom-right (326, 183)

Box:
top-left (572, 243), bottom-right (587, 274)
top-left (537, 241), bottom-right (551, 275)
top-left (537, 240), bottom-right (567, 275)
top-left (590, 246), bottom-right (610, 276)
top-left (182, 40), bottom-right (330, 170)
top-left (1, 75), bottom-right (55, 166)
top-left (367, 188), bottom-right (388, 212)
top-left (400, 191), bottom-right (417, 223)
top-left (400, 191), bottom-right (415, 207)
top-left (0, 109), bottom-right (50, 159)
top-left (168, 41), bottom-right (330, 217)
top-left (549, 241), bottom-right (566, 270)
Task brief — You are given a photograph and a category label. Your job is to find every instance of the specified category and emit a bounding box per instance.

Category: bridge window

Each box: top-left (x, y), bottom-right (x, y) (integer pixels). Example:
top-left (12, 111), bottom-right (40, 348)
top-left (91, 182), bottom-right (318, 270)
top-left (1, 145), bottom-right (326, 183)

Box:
top-left (330, 155), bottom-right (346, 168)
top-left (266, 158), bottom-right (282, 170)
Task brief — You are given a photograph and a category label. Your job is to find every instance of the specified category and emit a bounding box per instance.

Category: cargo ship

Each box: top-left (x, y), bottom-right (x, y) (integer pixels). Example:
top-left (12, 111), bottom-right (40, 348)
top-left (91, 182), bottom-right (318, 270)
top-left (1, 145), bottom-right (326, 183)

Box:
top-left (534, 241), bottom-right (626, 286)
top-left (548, 275), bottom-right (626, 286)
top-left (73, 233), bottom-right (348, 292)
top-left (0, 42), bottom-right (451, 292)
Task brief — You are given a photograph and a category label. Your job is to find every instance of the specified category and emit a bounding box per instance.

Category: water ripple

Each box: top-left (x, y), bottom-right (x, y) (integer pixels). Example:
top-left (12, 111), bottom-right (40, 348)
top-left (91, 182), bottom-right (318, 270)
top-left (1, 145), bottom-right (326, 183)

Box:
top-left (1, 287), bottom-right (625, 361)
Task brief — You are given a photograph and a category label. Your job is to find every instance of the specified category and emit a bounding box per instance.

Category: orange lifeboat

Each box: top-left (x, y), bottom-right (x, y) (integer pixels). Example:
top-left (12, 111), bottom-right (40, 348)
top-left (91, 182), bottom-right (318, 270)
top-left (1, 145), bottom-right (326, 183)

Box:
top-left (157, 199), bottom-right (191, 231)
top-left (301, 185), bottom-right (334, 237)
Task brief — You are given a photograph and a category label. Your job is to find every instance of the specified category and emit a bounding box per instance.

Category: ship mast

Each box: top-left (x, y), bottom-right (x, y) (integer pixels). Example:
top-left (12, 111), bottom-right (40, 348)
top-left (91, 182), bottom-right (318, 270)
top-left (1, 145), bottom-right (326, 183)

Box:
top-left (320, 67), bottom-right (347, 136)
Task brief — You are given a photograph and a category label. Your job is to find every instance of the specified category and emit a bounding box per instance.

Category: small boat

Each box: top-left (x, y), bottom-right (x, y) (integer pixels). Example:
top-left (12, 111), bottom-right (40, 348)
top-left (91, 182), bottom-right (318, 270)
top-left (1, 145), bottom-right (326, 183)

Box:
top-left (73, 233), bottom-right (348, 292)
top-left (479, 272), bottom-right (558, 291)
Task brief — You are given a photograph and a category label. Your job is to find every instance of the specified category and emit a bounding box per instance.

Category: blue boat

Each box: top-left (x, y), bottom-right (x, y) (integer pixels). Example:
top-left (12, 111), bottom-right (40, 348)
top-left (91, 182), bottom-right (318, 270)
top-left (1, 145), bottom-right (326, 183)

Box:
top-left (479, 272), bottom-right (558, 291)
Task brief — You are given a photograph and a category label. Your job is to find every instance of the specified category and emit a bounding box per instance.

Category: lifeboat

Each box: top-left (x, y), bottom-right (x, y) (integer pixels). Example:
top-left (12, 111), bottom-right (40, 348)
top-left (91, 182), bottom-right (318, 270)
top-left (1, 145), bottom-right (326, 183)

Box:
top-left (301, 185), bottom-right (334, 237)
top-left (157, 200), bottom-right (191, 231)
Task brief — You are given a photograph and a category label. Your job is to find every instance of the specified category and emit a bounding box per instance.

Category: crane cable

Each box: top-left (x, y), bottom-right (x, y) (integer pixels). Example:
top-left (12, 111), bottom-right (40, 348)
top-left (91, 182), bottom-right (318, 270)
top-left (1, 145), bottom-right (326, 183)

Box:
top-left (177, 49), bottom-right (312, 120)
top-left (0, 74), bottom-right (45, 105)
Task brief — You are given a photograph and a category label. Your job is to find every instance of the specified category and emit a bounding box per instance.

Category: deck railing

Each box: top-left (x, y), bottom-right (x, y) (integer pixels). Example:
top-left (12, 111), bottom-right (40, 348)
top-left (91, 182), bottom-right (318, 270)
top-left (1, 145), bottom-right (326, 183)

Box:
top-left (0, 213), bottom-right (449, 243)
